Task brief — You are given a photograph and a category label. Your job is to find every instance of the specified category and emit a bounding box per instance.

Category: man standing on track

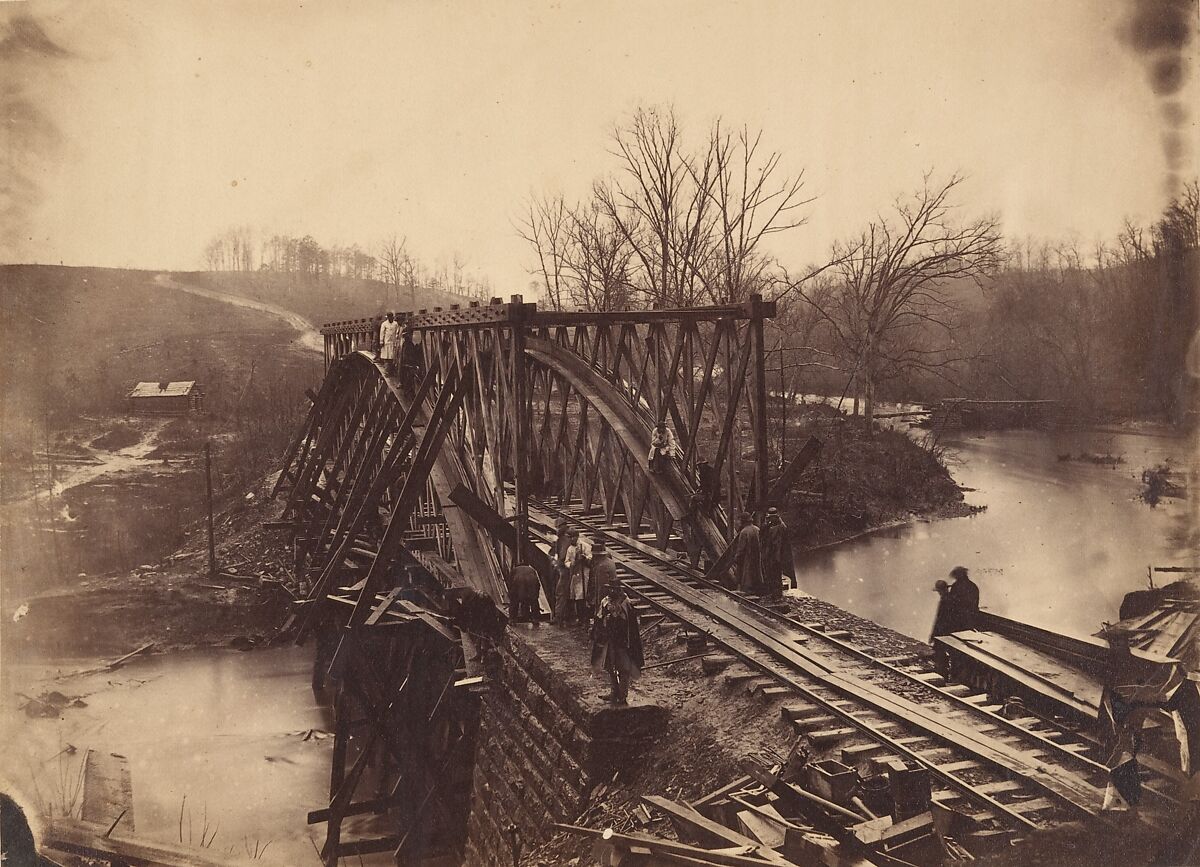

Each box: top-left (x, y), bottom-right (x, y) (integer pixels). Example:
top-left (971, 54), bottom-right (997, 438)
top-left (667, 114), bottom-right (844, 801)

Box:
top-left (592, 582), bottom-right (643, 705)
top-left (760, 507), bottom-right (789, 600)
top-left (731, 512), bottom-right (764, 595)
top-left (378, 312), bottom-right (400, 374)
top-left (648, 421), bottom-right (676, 474)
top-left (589, 541), bottom-right (617, 616)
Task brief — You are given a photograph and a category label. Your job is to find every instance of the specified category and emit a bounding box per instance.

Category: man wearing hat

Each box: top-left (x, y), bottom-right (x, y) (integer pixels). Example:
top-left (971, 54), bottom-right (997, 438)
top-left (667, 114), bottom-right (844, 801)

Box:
top-left (730, 512), bottom-right (764, 595)
top-left (929, 578), bottom-right (953, 673)
top-left (943, 566), bottom-right (979, 633)
top-left (568, 533), bottom-right (593, 622)
top-left (554, 527), bottom-right (581, 624)
top-left (588, 541), bottom-right (617, 618)
top-left (760, 507), bottom-right (789, 600)
top-left (591, 582), bottom-right (643, 705)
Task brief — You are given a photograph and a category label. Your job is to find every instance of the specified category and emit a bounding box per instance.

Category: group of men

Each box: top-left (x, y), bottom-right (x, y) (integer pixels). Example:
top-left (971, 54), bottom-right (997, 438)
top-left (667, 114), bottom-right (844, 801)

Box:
top-left (506, 520), bottom-right (642, 704)
top-left (728, 508), bottom-right (793, 599)
top-left (550, 523), bottom-right (619, 625)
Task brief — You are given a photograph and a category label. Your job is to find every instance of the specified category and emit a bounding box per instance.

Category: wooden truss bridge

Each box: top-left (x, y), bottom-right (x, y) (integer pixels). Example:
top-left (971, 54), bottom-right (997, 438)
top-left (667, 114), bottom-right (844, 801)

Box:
top-left (274, 295), bottom-right (779, 864)
top-left (273, 295), bottom-right (1192, 865)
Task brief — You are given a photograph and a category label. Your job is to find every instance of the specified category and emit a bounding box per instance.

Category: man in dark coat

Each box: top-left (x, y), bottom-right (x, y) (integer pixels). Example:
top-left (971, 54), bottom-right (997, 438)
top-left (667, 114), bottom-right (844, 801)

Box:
top-left (760, 507), bottom-right (789, 600)
top-left (943, 565), bottom-right (980, 633)
top-left (929, 578), bottom-right (953, 674)
top-left (591, 583), bottom-right (643, 704)
top-left (731, 512), bottom-right (763, 595)
top-left (508, 562), bottom-right (541, 624)
top-left (696, 458), bottom-right (720, 512)
top-left (588, 542), bottom-right (618, 616)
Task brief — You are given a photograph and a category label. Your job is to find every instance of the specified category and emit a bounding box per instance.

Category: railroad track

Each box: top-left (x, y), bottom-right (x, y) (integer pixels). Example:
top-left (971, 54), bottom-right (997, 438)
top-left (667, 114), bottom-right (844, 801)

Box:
top-left (529, 499), bottom-right (1181, 839)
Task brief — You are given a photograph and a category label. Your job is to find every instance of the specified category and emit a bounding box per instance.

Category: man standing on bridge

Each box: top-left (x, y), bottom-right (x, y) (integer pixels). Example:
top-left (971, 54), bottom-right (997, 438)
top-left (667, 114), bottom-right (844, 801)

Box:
top-left (589, 541), bottom-right (617, 615)
top-left (696, 458), bottom-right (719, 513)
top-left (648, 421), bottom-right (676, 475)
top-left (507, 561), bottom-right (541, 625)
top-left (592, 582), bottom-right (643, 705)
top-left (731, 512), bottom-right (764, 595)
top-left (760, 507), bottom-right (789, 600)
top-left (378, 312), bottom-right (400, 374)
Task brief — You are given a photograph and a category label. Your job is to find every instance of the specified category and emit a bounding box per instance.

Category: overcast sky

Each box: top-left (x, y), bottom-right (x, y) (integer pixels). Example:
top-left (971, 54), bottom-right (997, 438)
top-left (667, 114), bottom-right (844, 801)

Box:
top-left (3, 0), bottom-right (1194, 293)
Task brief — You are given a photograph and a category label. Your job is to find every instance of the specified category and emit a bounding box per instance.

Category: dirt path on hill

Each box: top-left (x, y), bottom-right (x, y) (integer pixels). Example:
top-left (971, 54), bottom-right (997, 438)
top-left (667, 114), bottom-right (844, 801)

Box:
top-left (153, 273), bottom-right (323, 354)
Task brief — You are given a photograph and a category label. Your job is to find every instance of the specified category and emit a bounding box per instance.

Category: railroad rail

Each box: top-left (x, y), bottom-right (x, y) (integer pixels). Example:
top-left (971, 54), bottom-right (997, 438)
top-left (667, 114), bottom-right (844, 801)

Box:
top-left (529, 499), bottom-right (1181, 840)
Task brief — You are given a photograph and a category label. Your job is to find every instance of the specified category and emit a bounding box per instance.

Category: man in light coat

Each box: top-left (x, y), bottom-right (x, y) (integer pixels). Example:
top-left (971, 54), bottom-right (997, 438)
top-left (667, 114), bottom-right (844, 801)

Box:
top-left (378, 312), bottom-right (401, 373)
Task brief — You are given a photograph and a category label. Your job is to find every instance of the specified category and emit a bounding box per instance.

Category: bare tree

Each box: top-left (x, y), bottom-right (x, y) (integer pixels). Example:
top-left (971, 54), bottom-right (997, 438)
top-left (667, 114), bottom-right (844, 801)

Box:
top-left (594, 105), bottom-right (716, 308)
top-left (524, 106), bottom-right (811, 311)
top-left (517, 193), bottom-right (571, 310)
top-left (379, 234), bottom-right (408, 308)
top-left (802, 173), bottom-right (1003, 427)
top-left (689, 121), bottom-right (812, 304)
top-left (564, 196), bottom-right (635, 311)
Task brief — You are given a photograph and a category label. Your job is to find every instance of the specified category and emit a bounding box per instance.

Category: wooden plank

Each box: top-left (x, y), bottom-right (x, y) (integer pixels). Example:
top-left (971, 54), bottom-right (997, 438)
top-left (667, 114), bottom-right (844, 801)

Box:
top-left (447, 483), bottom-right (553, 589)
top-left (552, 824), bottom-right (801, 867)
top-left (641, 796), bottom-right (795, 865)
top-left (364, 587), bottom-right (405, 626)
top-left (80, 750), bottom-right (134, 832)
top-left (764, 437), bottom-right (822, 505)
top-left (43, 817), bottom-right (243, 867)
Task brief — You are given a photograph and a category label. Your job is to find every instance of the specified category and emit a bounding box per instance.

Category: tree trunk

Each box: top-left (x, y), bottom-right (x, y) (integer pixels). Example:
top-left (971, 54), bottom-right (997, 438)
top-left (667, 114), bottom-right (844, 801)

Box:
top-left (863, 342), bottom-right (877, 433)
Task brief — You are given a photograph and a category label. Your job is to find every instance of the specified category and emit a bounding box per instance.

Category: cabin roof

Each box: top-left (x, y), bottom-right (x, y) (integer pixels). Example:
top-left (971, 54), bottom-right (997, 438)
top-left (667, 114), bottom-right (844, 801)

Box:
top-left (127, 381), bottom-right (199, 398)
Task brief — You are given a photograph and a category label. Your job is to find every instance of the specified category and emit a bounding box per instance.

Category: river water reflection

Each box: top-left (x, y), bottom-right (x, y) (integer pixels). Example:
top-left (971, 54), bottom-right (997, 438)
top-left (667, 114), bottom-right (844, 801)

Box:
top-left (792, 426), bottom-right (1197, 641)
top-left (2, 647), bottom-right (338, 866)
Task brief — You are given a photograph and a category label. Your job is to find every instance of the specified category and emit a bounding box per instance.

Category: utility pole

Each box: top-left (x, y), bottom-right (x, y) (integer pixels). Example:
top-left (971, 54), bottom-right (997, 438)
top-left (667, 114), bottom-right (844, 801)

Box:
top-left (205, 441), bottom-right (217, 578)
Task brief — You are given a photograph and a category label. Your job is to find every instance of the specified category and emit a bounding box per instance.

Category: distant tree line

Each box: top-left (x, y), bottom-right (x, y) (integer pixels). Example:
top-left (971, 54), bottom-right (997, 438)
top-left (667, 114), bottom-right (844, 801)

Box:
top-left (976, 180), bottom-right (1198, 421)
top-left (201, 228), bottom-right (493, 307)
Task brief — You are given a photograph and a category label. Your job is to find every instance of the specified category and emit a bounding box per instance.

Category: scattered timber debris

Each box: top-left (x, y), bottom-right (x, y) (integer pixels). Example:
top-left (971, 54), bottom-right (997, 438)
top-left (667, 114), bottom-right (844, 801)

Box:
top-left (557, 737), bottom-right (1016, 866)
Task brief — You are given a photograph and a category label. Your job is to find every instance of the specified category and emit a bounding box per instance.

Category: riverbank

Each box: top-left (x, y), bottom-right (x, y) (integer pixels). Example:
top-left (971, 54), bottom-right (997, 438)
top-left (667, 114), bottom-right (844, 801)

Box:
top-left (3, 470), bottom-right (296, 661)
top-left (783, 405), bottom-right (978, 552)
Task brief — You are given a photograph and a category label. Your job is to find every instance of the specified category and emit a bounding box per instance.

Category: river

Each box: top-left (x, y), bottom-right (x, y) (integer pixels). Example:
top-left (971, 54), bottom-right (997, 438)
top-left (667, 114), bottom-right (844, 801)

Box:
top-left (793, 424), bottom-right (1198, 642)
top-left (2, 647), bottom-right (342, 866)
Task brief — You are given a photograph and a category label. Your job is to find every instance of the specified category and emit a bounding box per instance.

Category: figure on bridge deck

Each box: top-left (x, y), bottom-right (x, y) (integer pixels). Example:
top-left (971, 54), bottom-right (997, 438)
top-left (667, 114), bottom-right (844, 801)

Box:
top-left (760, 507), bottom-right (789, 600)
top-left (696, 458), bottom-right (720, 513)
top-left (399, 326), bottom-right (424, 396)
top-left (589, 542), bottom-right (617, 613)
top-left (731, 512), bottom-right (764, 595)
top-left (554, 527), bottom-right (580, 624)
top-left (682, 493), bottom-right (706, 569)
top-left (648, 422), bottom-right (676, 475)
top-left (378, 312), bottom-right (400, 373)
top-left (569, 534), bottom-right (593, 622)
top-left (592, 583), bottom-right (643, 705)
top-left (507, 562), bottom-right (542, 625)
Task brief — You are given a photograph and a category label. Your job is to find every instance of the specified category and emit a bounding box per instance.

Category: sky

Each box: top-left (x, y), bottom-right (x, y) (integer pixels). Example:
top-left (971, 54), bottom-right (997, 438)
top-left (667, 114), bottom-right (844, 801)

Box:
top-left (1, 0), bottom-right (1195, 294)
